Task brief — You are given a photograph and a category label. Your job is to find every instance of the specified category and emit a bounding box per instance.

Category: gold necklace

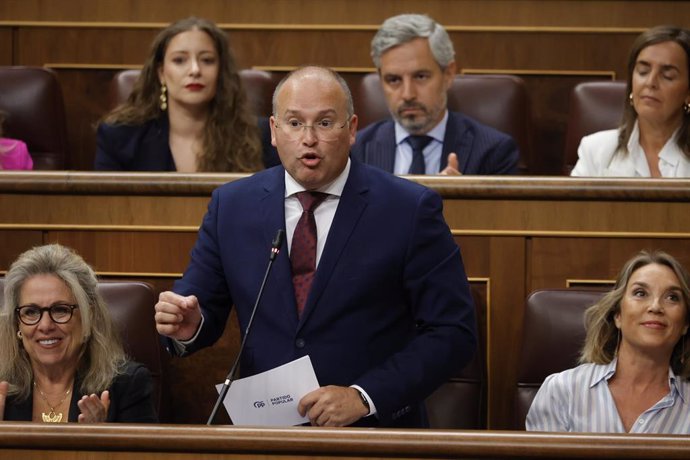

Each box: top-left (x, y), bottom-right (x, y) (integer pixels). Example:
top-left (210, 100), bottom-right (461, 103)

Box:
top-left (34, 381), bottom-right (72, 423)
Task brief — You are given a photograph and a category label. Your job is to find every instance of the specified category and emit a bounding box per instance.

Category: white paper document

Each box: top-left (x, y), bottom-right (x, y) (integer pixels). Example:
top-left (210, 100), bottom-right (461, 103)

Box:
top-left (215, 355), bottom-right (320, 426)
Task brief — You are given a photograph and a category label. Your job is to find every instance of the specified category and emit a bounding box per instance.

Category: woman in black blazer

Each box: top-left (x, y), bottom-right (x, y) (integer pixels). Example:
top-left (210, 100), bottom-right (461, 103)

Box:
top-left (95, 17), bottom-right (278, 172)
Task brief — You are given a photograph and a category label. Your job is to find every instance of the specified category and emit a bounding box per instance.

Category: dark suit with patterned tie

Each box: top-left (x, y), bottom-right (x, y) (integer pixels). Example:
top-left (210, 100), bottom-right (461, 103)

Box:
top-left (167, 159), bottom-right (477, 427)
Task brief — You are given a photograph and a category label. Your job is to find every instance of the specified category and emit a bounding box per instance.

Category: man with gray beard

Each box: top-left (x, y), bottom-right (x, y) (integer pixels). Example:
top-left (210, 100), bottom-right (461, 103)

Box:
top-left (352, 14), bottom-right (519, 176)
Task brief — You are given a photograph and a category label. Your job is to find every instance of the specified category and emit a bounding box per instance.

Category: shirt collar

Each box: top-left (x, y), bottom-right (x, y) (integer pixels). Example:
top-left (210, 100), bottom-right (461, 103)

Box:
top-left (394, 110), bottom-right (448, 145)
top-left (588, 357), bottom-right (687, 403)
top-left (589, 358), bottom-right (618, 388)
top-left (668, 365), bottom-right (687, 404)
top-left (628, 120), bottom-right (684, 171)
top-left (284, 158), bottom-right (351, 198)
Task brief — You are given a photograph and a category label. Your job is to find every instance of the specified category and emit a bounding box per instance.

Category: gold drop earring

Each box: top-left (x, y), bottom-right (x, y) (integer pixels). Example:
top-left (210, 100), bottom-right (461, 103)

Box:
top-left (160, 83), bottom-right (168, 111)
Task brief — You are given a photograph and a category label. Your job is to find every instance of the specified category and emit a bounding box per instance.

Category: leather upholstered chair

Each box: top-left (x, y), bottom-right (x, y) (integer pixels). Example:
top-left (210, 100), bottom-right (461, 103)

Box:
top-left (514, 288), bottom-right (607, 429)
top-left (425, 287), bottom-right (486, 429)
top-left (0, 278), bottom-right (167, 420)
top-left (109, 68), bottom-right (276, 117)
top-left (108, 69), bottom-right (141, 110)
top-left (355, 73), bottom-right (533, 173)
top-left (562, 81), bottom-right (627, 174)
top-left (97, 281), bottom-right (168, 418)
top-left (0, 66), bottom-right (69, 169)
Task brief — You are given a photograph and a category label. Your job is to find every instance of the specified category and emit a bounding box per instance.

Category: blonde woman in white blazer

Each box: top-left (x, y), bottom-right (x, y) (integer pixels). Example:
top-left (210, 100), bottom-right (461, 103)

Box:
top-left (572, 25), bottom-right (690, 178)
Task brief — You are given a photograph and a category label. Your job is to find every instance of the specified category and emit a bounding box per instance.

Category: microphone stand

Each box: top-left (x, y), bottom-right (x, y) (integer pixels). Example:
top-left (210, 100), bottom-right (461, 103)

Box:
top-left (206, 229), bottom-right (285, 425)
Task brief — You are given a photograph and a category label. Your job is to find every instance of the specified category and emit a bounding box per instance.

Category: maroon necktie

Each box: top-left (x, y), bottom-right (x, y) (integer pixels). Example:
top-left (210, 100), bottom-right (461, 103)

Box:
top-left (291, 191), bottom-right (328, 315)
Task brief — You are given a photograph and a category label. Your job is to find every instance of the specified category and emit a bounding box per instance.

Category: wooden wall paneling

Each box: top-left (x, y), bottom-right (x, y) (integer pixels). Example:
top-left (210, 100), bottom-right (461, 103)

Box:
top-left (14, 28), bottom-right (158, 66)
top-left (486, 236), bottom-right (526, 429)
top-left (3, 0), bottom-right (690, 26)
top-left (444, 199), bottom-right (690, 234)
top-left (45, 230), bottom-right (197, 274)
top-left (530, 237), bottom-right (690, 292)
top-left (0, 194), bottom-right (209, 226)
top-left (0, 28), bottom-right (12, 65)
top-left (2, 423), bottom-right (690, 460)
top-left (521, 74), bottom-right (616, 174)
top-left (0, 230), bottom-right (44, 271)
top-left (53, 69), bottom-right (119, 170)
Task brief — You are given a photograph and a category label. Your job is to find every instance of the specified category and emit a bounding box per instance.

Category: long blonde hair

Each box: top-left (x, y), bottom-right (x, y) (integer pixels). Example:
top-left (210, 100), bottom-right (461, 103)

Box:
top-left (0, 244), bottom-right (127, 400)
top-left (580, 250), bottom-right (690, 378)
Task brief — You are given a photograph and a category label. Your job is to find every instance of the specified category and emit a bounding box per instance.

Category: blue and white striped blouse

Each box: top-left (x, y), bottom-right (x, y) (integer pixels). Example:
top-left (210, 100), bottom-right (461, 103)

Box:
top-left (526, 359), bottom-right (690, 433)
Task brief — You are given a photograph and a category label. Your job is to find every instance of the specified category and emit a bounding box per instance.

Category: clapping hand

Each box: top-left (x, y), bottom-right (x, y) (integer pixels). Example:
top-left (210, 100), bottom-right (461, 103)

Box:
top-left (77, 390), bottom-right (110, 423)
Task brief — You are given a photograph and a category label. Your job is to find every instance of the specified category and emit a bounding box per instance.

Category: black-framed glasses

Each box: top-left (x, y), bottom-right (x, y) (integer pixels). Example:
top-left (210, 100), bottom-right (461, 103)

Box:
top-left (15, 304), bottom-right (78, 325)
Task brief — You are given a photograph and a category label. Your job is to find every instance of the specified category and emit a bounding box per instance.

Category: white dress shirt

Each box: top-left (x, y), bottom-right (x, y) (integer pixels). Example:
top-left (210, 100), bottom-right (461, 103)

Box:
top-left (284, 159), bottom-right (349, 266)
top-left (284, 159), bottom-right (376, 416)
top-left (393, 111), bottom-right (448, 174)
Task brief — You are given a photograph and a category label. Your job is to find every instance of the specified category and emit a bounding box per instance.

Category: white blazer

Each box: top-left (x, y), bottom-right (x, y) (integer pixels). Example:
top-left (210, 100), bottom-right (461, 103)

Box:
top-left (571, 122), bottom-right (690, 177)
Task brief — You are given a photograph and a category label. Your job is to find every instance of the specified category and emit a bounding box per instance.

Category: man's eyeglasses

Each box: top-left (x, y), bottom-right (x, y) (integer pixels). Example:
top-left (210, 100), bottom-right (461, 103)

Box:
top-left (15, 304), bottom-right (78, 325)
top-left (275, 118), bottom-right (350, 140)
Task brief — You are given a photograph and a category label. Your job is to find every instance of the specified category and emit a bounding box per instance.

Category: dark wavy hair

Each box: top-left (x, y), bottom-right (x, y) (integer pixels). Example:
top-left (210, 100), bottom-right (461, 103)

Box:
top-left (618, 25), bottom-right (690, 158)
top-left (101, 16), bottom-right (262, 172)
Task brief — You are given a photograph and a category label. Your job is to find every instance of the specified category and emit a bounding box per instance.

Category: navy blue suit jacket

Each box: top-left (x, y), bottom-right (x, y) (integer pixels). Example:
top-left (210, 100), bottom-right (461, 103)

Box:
top-left (95, 116), bottom-right (280, 171)
top-left (170, 159), bottom-right (477, 427)
top-left (351, 111), bottom-right (519, 174)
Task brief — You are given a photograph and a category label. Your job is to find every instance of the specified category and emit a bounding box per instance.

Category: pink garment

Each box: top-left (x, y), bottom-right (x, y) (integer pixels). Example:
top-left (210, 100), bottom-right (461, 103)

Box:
top-left (0, 138), bottom-right (33, 170)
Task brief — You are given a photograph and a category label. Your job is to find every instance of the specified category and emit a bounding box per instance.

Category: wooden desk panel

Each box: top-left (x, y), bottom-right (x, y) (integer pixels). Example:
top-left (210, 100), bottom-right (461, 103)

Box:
top-left (2, 172), bottom-right (690, 428)
top-left (1, 424), bottom-right (689, 459)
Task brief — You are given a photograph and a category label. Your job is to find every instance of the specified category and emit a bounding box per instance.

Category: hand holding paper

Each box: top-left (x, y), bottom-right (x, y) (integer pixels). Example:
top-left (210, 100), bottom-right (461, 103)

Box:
top-left (218, 355), bottom-right (319, 426)
top-left (298, 385), bottom-right (369, 427)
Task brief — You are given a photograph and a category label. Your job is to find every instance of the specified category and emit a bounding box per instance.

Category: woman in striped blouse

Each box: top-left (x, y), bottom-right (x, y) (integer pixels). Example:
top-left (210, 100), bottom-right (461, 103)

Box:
top-left (526, 250), bottom-right (690, 433)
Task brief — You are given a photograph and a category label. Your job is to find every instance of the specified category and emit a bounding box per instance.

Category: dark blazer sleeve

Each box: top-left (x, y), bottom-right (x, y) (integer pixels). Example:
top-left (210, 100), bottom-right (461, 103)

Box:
top-left (106, 361), bottom-right (158, 423)
top-left (94, 119), bottom-right (175, 171)
top-left (446, 112), bottom-right (520, 175)
top-left (95, 122), bottom-right (128, 171)
top-left (169, 187), bottom-right (234, 356)
top-left (478, 133), bottom-right (519, 175)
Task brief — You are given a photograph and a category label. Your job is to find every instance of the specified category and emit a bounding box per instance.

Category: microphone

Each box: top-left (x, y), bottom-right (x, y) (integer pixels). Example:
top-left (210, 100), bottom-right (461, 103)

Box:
top-left (206, 229), bottom-right (285, 425)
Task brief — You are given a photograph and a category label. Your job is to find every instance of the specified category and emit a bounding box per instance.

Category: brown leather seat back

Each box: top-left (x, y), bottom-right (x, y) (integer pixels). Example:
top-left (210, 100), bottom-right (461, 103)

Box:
top-left (97, 281), bottom-right (166, 417)
top-left (514, 288), bottom-right (607, 429)
top-left (109, 68), bottom-right (276, 117)
top-left (425, 286), bottom-right (486, 429)
top-left (0, 66), bottom-right (69, 169)
top-left (108, 69), bottom-right (141, 110)
top-left (356, 73), bottom-right (533, 173)
top-left (0, 278), bottom-right (166, 418)
top-left (563, 81), bottom-right (627, 174)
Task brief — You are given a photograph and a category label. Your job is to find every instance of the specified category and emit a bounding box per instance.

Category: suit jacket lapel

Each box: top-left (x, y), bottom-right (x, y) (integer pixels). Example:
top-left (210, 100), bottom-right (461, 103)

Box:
top-left (366, 121), bottom-right (397, 172)
top-left (259, 168), bottom-right (300, 327)
top-left (297, 161), bottom-right (369, 329)
top-left (443, 112), bottom-right (473, 173)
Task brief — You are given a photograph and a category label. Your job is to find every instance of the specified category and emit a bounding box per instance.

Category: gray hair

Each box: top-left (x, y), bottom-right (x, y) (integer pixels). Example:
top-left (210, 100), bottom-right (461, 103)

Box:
top-left (272, 66), bottom-right (354, 118)
top-left (0, 244), bottom-right (126, 401)
top-left (371, 14), bottom-right (455, 69)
